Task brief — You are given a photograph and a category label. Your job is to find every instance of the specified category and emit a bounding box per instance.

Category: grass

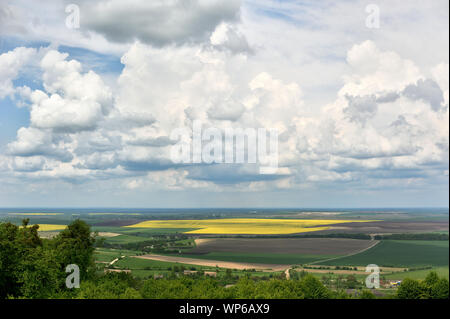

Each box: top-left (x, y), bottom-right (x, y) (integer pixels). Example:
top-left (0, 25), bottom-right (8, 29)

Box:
top-left (384, 266), bottom-right (449, 280)
top-left (124, 218), bottom-right (375, 235)
top-left (91, 226), bottom-right (197, 235)
top-left (305, 271), bottom-right (368, 281)
top-left (318, 240), bottom-right (449, 268)
top-left (101, 234), bottom-right (152, 244)
top-left (115, 257), bottom-right (215, 270)
top-left (94, 248), bottom-right (141, 263)
top-left (91, 226), bottom-right (129, 233)
top-left (113, 256), bottom-right (283, 279)
top-left (172, 252), bottom-right (341, 265)
top-left (121, 228), bottom-right (198, 235)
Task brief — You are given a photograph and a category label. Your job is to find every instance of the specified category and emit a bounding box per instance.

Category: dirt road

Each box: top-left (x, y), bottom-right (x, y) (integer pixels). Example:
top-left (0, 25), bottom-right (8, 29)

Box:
top-left (307, 239), bottom-right (380, 265)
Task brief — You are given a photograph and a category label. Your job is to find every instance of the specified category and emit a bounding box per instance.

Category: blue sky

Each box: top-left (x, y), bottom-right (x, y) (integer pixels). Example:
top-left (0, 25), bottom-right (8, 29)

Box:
top-left (0, 0), bottom-right (448, 208)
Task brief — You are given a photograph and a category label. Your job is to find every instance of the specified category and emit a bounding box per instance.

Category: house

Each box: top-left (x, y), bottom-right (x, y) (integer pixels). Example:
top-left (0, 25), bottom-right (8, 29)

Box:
top-left (389, 280), bottom-right (402, 287)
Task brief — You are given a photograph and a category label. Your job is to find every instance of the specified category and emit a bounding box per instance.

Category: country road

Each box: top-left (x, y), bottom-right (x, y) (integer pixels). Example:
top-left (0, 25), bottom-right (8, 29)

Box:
top-left (307, 237), bottom-right (380, 266)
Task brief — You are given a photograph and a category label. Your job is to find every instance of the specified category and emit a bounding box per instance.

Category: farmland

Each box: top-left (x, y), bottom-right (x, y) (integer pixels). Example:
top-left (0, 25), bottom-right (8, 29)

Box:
top-left (1, 208), bottom-right (448, 291)
top-left (189, 238), bottom-right (375, 255)
top-left (27, 224), bottom-right (67, 231)
top-left (170, 251), bottom-right (336, 265)
top-left (124, 218), bottom-right (375, 235)
top-left (113, 256), bottom-right (284, 279)
top-left (317, 240), bottom-right (449, 267)
top-left (166, 238), bottom-right (377, 265)
top-left (384, 266), bottom-right (449, 280)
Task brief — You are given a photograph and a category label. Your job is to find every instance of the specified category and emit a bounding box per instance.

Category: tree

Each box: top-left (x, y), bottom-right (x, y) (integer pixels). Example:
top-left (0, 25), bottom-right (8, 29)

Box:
top-left (321, 275), bottom-right (331, 286)
top-left (53, 219), bottom-right (96, 281)
top-left (345, 275), bottom-right (359, 289)
top-left (430, 278), bottom-right (449, 299)
top-left (299, 274), bottom-right (330, 299)
top-left (424, 271), bottom-right (439, 286)
top-left (16, 247), bottom-right (60, 298)
top-left (360, 289), bottom-right (376, 299)
top-left (396, 278), bottom-right (424, 299)
top-left (0, 222), bottom-right (21, 298)
top-left (17, 219), bottom-right (42, 248)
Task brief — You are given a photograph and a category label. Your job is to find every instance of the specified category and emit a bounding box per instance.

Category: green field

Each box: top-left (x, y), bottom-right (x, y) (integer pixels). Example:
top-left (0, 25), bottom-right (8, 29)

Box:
top-left (92, 226), bottom-right (197, 234)
top-left (114, 257), bottom-right (215, 270)
top-left (94, 248), bottom-right (140, 262)
top-left (318, 240), bottom-right (449, 267)
top-left (101, 234), bottom-right (152, 244)
top-left (113, 256), bottom-right (282, 279)
top-left (384, 266), bottom-right (449, 280)
top-left (173, 252), bottom-right (341, 265)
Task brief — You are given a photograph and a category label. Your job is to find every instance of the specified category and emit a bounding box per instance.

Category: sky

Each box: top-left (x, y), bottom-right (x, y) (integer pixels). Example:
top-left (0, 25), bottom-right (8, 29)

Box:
top-left (0, 0), bottom-right (448, 208)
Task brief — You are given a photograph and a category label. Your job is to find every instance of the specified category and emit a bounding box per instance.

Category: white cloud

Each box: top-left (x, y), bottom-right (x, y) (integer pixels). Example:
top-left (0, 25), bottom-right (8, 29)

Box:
top-left (210, 22), bottom-right (252, 53)
top-left (7, 127), bottom-right (73, 162)
top-left (0, 1), bottom-right (448, 206)
top-left (81, 0), bottom-right (242, 46)
top-left (0, 47), bottom-right (36, 98)
top-left (3, 40), bottom-right (448, 195)
top-left (29, 50), bottom-right (112, 132)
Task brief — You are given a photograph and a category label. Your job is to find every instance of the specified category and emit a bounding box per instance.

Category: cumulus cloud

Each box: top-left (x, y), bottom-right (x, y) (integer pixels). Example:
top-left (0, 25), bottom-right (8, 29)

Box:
top-left (12, 156), bottom-right (46, 172)
top-left (342, 40), bottom-right (422, 96)
top-left (1, 37), bottom-right (448, 199)
top-left (80, 0), bottom-right (242, 46)
top-left (210, 22), bottom-right (252, 54)
top-left (7, 127), bottom-right (73, 162)
top-left (403, 79), bottom-right (445, 112)
top-left (29, 50), bottom-right (112, 132)
top-left (0, 47), bottom-right (36, 98)
top-left (302, 40), bottom-right (449, 178)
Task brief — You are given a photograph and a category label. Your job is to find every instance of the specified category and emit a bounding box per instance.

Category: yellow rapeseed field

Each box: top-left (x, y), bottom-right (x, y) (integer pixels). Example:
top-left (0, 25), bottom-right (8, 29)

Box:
top-left (124, 218), bottom-right (375, 235)
top-left (32, 224), bottom-right (67, 231)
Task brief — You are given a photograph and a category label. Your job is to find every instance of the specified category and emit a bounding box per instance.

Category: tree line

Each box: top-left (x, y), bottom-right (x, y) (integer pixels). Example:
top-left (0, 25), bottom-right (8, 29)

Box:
top-left (374, 233), bottom-right (449, 241)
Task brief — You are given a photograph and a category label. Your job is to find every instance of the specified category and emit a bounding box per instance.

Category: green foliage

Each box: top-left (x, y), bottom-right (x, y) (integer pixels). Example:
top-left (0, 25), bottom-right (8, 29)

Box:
top-left (396, 273), bottom-right (449, 299)
top-left (53, 219), bottom-right (97, 280)
top-left (0, 222), bottom-right (21, 298)
top-left (360, 290), bottom-right (376, 299)
top-left (429, 278), bottom-right (449, 299)
top-left (77, 273), bottom-right (140, 299)
top-left (374, 233), bottom-right (449, 241)
top-left (396, 278), bottom-right (426, 299)
top-left (344, 275), bottom-right (359, 289)
top-left (16, 247), bottom-right (61, 298)
top-left (0, 219), bottom-right (96, 299)
top-left (299, 275), bottom-right (330, 299)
